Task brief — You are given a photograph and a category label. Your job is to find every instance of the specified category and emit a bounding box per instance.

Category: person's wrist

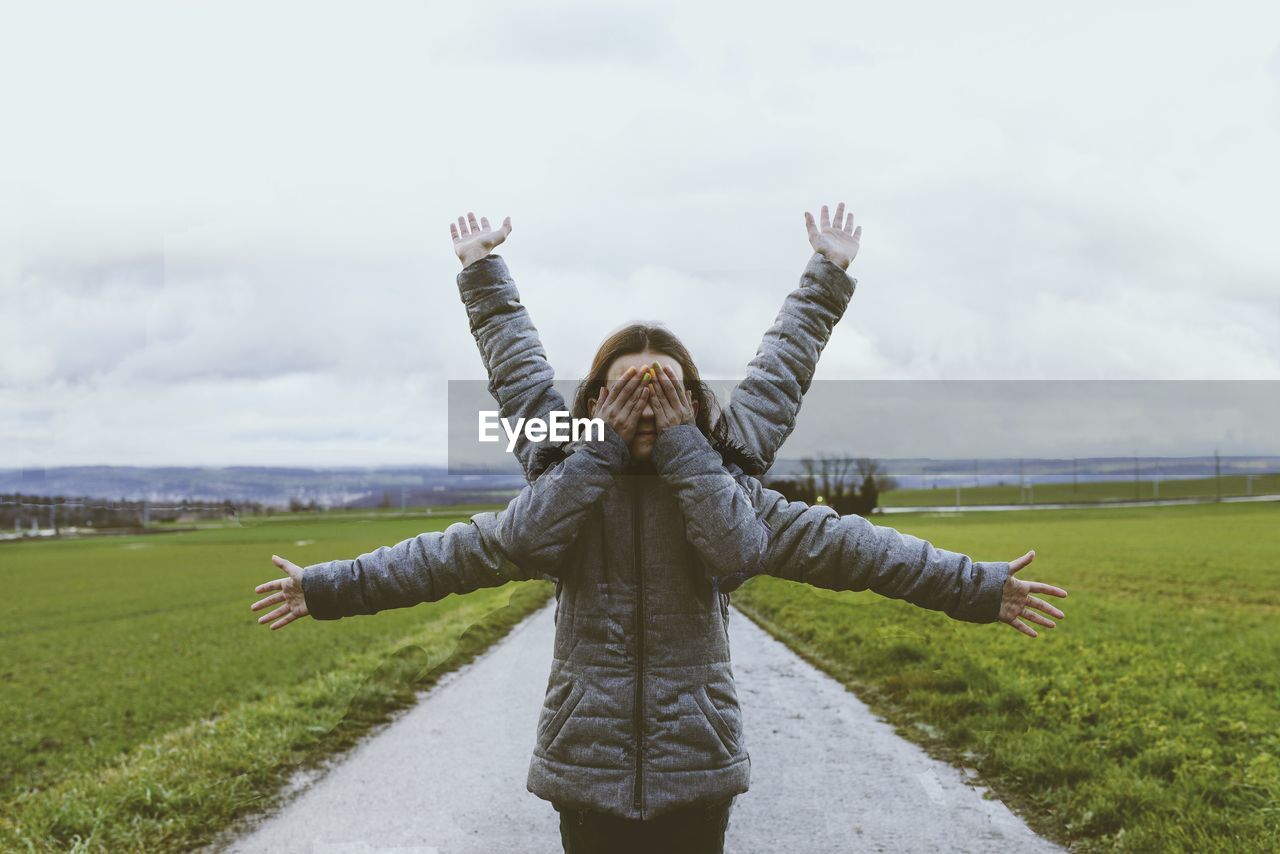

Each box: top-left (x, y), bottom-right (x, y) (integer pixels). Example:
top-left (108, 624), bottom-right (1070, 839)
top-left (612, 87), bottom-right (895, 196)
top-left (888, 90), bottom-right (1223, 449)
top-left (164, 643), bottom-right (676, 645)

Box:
top-left (458, 248), bottom-right (491, 268)
top-left (594, 421), bottom-right (631, 468)
top-left (654, 422), bottom-right (698, 446)
top-left (819, 249), bottom-right (851, 271)
top-left (652, 423), bottom-right (703, 469)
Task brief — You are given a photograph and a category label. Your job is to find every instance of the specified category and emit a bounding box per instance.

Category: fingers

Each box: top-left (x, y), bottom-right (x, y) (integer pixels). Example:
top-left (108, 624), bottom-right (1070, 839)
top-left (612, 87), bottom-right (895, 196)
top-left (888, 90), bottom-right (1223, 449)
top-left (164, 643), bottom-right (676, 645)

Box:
top-left (659, 364), bottom-right (681, 400)
top-left (451, 212), bottom-right (507, 239)
top-left (254, 578), bottom-right (284, 594)
top-left (650, 364), bottom-right (677, 424)
top-left (600, 367), bottom-right (643, 422)
top-left (674, 366), bottom-right (692, 410)
top-left (270, 554), bottom-right (301, 581)
top-left (1027, 594), bottom-right (1066, 620)
top-left (804, 211), bottom-right (819, 243)
top-left (623, 381), bottom-right (651, 423)
top-left (659, 364), bottom-right (690, 422)
top-left (649, 386), bottom-right (670, 427)
top-left (621, 365), bottom-right (652, 421)
top-left (1029, 581), bottom-right (1068, 599)
top-left (251, 591), bottom-right (285, 611)
top-left (271, 611), bottom-right (301, 631)
top-left (649, 361), bottom-right (669, 399)
top-left (834, 201), bottom-right (855, 233)
top-left (807, 201), bottom-right (858, 236)
top-left (812, 203), bottom-right (859, 239)
top-left (609, 366), bottom-right (643, 406)
top-left (1020, 607), bottom-right (1056, 629)
top-left (1006, 617), bottom-right (1039, 638)
top-left (610, 365), bottom-right (639, 393)
top-left (1008, 549), bottom-right (1036, 573)
top-left (258, 604), bottom-right (290, 625)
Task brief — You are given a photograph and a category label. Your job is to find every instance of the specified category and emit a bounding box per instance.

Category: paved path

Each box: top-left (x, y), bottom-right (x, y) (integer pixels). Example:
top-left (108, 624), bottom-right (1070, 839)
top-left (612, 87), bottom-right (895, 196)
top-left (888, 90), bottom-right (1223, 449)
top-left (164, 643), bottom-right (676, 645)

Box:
top-left (223, 603), bottom-right (1064, 853)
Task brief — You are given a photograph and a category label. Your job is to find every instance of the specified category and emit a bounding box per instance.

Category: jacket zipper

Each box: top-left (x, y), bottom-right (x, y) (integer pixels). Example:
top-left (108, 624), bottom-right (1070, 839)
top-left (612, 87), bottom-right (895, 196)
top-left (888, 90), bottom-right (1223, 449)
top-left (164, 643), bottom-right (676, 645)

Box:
top-left (632, 479), bottom-right (645, 815)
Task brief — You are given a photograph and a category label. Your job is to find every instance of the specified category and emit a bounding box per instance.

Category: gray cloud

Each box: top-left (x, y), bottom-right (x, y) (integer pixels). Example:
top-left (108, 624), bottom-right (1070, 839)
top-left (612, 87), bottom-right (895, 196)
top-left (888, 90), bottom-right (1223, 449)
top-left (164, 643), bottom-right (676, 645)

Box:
top-left (434, 4), bottom-right (681, 67)
top-left (2, 0), bottom-right (1278, 467)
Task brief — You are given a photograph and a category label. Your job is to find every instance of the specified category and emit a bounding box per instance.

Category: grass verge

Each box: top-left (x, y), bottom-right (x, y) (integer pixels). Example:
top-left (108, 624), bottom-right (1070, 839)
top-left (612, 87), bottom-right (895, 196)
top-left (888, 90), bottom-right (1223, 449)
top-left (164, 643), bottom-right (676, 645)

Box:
top-left (0, 581), bottom-right (552, 852)
top-left (731, 503), bottom-right (1279, 853)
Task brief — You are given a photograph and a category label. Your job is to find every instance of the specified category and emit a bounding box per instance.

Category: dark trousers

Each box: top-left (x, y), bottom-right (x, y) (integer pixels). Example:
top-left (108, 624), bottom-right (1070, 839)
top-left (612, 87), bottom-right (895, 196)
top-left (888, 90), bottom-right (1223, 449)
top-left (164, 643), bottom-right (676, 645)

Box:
top-left (554, 797), bottom-right (734, 854)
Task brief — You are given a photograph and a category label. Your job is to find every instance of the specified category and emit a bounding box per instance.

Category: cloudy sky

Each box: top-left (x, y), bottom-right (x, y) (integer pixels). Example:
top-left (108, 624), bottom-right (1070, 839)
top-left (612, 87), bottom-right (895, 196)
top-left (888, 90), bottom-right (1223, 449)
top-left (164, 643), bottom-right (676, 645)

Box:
top-left (2, 0), bottom-right (1278, 467)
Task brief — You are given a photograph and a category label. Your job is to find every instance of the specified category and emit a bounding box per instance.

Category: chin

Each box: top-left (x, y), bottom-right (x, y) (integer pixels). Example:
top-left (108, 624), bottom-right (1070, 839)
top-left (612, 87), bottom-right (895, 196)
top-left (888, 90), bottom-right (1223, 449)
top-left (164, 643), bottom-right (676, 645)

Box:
top-left (630, 437), bottom-right (656, 462)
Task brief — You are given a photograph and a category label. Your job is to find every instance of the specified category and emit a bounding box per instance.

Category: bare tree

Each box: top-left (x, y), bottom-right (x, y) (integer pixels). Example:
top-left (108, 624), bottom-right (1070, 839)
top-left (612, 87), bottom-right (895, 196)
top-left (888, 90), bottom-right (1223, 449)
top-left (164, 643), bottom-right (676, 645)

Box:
top-left (855, 457), bottom-right (899, 494)
top-left (773, 455), bottom-right (896, 516)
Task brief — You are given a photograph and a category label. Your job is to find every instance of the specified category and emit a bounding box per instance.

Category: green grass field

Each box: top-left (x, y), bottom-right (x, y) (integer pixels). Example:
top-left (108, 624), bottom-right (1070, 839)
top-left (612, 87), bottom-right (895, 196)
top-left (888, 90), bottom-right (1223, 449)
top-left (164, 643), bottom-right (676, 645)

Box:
top-left (879, 473), bottom-right (1280, 507)
top-left (3, 500), bottom-right (1276, 851)
top-left (732, 502), bottom-right (1280, 853)
top-left (0, 512), bottom-right (552, 851)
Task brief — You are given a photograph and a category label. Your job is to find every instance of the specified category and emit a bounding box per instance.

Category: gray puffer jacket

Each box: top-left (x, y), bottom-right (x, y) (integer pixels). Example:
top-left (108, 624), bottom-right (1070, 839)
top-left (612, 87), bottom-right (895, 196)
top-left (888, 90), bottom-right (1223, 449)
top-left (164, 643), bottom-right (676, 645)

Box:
top-left (497, 418), bottom-right (768, 819)
top-left (300, 251), bottom-right (1010, 822)
top-left (301, 249), bottom-right (857, 619)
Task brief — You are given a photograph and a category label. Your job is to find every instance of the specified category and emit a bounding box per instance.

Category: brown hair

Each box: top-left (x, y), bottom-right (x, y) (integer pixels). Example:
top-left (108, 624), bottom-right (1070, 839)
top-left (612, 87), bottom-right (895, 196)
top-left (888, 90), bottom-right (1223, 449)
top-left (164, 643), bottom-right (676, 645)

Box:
top-left (570, 322), bottom-right (728, 446)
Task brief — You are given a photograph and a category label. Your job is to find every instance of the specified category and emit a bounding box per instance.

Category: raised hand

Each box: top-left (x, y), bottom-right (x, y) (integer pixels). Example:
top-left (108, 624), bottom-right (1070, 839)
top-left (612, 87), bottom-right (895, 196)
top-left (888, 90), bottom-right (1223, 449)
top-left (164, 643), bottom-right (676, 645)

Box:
top-left (450, 210), bottom-right (512, 268)
top-left (590, 366), bottom-right (650, 446)
top-left (997, 550), bottom-right (1068, 638)
top-left (804, 201), bottom-right (861, 270)
top-left (648, 363), bottom-right (697, 433)
top-left (251, 554), bottom-right (310, 631)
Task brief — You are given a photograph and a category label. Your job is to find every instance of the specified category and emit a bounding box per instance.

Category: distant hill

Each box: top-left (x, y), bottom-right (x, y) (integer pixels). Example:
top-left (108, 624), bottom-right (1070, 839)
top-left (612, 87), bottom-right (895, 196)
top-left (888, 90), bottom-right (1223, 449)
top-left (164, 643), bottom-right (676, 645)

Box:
top-left (3, 455), bottom-right (1275, 510)
top-left (767, 455), bottom-right (1280, 488)
top-left (0, 465), bottom-right (527, 509)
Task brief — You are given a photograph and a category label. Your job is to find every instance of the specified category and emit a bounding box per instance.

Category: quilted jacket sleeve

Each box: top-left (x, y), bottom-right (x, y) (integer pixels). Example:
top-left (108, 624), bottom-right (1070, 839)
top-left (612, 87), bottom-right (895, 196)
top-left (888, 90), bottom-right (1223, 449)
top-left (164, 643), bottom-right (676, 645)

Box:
top-left (456, 253), bottom-right (568, 484)
top-left (718, 252), bottom-right (856, 473)
top-left (458, 251), bottom-right (854, 481)
top-left (651, 424), bottom-right (772, 578)
top-left (494, 424), bottom-right (630, 574)
top-left (720, 480), bottom-right (1009, 624)
top-left (299, 512), bottom-right (530, 620)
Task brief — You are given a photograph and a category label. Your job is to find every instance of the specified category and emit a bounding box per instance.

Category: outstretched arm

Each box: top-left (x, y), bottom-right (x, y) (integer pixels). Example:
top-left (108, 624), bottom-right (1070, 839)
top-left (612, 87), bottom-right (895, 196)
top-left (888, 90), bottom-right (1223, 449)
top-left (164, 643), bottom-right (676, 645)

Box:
top-left (450, 212), bottom-right (566, 483)
top-left (263, 369), bottom-right (645, 627)
top-left (250, 511), bottom-right (530, 627)
top-left (759, 488), bottom-right (1009, 623)
top-left (719, 481), bottom-right (1068, 634)
top-left (719, 201), bottom-right (861, 473)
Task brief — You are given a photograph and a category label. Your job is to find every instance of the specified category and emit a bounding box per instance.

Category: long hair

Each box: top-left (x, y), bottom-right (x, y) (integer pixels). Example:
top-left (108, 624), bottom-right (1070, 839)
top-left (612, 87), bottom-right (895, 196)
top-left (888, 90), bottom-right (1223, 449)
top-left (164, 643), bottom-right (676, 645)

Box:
top-left (524, 323), bottom-right (763, 478)
top-left (569, 322), bottom-right (726, 445)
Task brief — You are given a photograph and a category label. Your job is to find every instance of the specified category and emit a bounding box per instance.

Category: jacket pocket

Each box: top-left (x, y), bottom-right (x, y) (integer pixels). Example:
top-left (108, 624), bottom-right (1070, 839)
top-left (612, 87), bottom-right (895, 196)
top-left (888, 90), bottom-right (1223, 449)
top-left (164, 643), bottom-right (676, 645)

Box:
top-left (693, 685), bottom-right (740, 755)
top-left (538, 681), bottom-right (587, 753)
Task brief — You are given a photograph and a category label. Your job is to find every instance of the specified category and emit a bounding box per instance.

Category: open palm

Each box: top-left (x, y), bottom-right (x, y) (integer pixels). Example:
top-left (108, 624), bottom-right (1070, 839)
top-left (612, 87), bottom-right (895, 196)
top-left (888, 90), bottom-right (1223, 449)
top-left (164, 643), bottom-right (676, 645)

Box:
top-left (804, 201), bottom-right (861, 270)
top-left (450, 211), bottom-right (512, 268)
top-left (997, 550), bottom-right (1068, 638)
top-left (251, 554), bottom-right (310, 631)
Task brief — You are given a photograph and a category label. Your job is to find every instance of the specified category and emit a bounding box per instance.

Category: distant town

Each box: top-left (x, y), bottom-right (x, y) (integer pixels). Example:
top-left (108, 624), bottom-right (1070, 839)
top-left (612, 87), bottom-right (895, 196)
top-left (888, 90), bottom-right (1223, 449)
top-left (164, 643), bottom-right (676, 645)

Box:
top-left (3, 455), bottom-right (1276, 540)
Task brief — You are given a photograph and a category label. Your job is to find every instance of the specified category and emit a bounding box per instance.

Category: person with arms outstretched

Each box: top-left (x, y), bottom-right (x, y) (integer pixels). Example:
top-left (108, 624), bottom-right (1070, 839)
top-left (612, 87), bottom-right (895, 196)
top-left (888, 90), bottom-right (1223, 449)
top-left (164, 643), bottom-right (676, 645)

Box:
top-left (251, 205), bottom-right (1067, 853)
